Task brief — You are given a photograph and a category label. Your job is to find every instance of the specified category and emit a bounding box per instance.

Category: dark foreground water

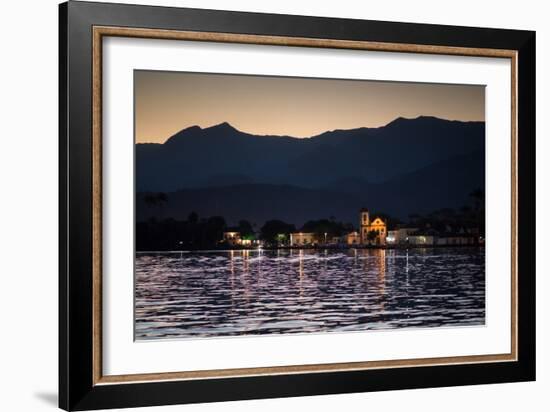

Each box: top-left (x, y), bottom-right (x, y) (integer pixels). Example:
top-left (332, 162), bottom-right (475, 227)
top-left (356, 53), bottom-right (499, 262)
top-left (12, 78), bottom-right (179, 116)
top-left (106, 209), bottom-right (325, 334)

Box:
top-left (135, 248), bottom-right (485, 340)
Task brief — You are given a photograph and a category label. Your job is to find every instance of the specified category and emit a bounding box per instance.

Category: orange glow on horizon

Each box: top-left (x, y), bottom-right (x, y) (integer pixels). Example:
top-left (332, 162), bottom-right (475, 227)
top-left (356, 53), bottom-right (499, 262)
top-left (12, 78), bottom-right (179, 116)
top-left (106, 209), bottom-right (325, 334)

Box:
top-left (135, 71), bottom-right (485, 144)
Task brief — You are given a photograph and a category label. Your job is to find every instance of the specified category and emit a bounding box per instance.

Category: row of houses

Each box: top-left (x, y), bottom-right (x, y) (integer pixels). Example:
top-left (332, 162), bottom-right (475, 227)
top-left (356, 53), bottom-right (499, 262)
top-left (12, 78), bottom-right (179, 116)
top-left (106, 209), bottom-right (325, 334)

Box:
top-left (289, 209), bottom-right (387, 246)
top-left (222, 208), bottom-right (480, 248)
top-left (222, 231), bottom-right (262, 247)
top-left (386, 227), bottom-right (480, 246)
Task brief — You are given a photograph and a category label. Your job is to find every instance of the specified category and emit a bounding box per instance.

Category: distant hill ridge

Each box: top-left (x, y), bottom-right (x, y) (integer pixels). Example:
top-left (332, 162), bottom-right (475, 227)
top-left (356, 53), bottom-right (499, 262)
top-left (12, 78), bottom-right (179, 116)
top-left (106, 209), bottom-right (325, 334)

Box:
top-left (137, 150), bottom-right (484, 225)
top-left (136, 116), bottom-right (485, 192)
top-left (147, 116), bottom-right (482, 143)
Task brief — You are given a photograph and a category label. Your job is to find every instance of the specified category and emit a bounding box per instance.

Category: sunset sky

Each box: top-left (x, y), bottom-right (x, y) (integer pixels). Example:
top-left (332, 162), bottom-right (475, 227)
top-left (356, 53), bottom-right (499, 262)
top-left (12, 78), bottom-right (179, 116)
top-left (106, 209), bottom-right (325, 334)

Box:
top-left (135, 70), bottom-right (485, 143)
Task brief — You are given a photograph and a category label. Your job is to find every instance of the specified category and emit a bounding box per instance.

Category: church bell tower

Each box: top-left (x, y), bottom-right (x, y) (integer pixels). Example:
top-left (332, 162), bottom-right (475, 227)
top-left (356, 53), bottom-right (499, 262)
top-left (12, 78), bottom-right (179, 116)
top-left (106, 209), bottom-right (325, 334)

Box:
top-left (360, 208), bottom-right (370, 244)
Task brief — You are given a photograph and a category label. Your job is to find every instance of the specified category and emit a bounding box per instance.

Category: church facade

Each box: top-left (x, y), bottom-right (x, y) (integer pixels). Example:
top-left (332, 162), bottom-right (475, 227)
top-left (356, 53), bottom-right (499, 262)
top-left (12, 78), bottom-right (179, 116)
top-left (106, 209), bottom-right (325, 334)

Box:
top-left (359, 208), bottom-right (387, 245)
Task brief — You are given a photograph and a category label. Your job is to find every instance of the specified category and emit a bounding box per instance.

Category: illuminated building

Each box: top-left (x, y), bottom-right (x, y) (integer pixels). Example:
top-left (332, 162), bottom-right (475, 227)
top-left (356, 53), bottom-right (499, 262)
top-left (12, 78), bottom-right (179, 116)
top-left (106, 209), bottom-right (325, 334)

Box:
top-left (289, 232), bottom-right (316, 246)
top-left (359, 208), bottom-right (387, 245)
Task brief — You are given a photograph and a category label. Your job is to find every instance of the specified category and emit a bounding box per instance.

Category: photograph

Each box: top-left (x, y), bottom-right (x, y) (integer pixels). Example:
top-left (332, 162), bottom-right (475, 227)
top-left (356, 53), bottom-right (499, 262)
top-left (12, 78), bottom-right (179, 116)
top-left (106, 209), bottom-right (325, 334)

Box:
top-left (134, 71), bottom-right (487, 340)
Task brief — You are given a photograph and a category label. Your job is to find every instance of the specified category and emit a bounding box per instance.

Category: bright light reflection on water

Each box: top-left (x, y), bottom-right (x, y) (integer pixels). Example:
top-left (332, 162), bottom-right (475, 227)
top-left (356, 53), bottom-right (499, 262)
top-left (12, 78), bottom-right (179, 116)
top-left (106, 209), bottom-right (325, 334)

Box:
top-left (135, 248), bottom-right (485, 340)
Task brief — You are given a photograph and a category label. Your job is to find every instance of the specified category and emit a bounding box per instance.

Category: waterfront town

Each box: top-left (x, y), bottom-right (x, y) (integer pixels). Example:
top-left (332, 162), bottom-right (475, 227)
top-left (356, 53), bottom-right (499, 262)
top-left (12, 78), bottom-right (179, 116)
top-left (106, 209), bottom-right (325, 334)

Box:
top-left (221, 208), bottom-right (482, 250)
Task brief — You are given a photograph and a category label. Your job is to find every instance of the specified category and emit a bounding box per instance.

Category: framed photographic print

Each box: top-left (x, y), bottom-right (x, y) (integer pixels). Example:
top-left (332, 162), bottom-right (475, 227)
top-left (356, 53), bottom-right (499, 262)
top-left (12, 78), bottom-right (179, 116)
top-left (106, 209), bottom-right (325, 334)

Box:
top-left (59, 1), bottom-right (536, 410)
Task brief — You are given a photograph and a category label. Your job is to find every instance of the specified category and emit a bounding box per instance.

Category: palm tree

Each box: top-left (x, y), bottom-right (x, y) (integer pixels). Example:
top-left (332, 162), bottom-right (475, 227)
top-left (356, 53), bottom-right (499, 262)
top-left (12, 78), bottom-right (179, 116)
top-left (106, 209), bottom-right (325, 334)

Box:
top-left (144, 192), bottom-right (168, 208)
top-left (469, 188), bottom-right (485, 237)
top-left (143, 192), bottom-right (168, 221)
top-left (156, 192), bottom-right (168, 206)
top-left (469, 188), bottom-right (484, 211)
top-left (187, 211), bottom-right (199, 224)
top-left (144, 194), bottom-right (158, 207)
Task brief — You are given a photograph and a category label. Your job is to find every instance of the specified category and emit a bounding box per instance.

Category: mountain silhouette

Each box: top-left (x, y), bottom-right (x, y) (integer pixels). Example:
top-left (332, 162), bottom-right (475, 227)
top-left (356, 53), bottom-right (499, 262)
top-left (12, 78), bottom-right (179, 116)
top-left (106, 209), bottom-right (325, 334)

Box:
top-left (137, 154), bottom-right (484, 225)
top-left (136, 116), bottom-right (485, 193)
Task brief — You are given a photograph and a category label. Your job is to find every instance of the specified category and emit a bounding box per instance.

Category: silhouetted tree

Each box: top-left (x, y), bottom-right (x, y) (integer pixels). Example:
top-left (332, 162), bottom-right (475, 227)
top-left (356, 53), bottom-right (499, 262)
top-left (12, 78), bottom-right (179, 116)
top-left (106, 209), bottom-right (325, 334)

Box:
top-left (371, 212), bottom-right (401, 230)
top-left (237, 220), bottom-right (254, 238)
top-left (187, 211), bottom-right (199, 224)
top-left (301, 219), bottom-right (348, 238)
top-left (469, 188), bottom-right (484, 211)
top-left (469, 188), bottom-right (485, 237)
top-left (260, 220), bottom-right (296, 245)
top-left (204, 216), bottom-right (227, 245)
top-left (144, 192), bottom-right (168, 207)
top-left (157, 192), bottom-right (168, 203)
top-left (366, 230), bottom-right (378, 244)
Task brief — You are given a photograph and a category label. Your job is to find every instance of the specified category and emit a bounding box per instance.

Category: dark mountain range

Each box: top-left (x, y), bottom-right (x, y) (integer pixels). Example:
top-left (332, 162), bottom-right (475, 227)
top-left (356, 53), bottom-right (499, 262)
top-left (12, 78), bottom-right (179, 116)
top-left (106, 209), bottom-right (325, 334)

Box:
top-left (137, 150), bottom-right (484, 226)
top-left (136, 116), bottom-right (485, 192)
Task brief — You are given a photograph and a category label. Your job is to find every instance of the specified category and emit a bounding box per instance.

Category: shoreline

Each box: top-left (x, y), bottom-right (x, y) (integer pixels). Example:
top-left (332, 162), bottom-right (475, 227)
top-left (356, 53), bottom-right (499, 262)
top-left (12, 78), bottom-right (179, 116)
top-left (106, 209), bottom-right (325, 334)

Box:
top-left (136, 244), bottom-right (485, 253)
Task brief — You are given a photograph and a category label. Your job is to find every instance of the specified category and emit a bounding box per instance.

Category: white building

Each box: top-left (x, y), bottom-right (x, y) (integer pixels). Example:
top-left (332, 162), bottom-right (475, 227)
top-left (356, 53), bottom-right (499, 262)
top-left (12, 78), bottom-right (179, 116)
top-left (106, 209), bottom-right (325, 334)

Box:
top-left (436, 235), bottom-right (476, 246)
top-left (407, 235), bottom-right (435, 245)
top-left (386, 228), bottom-right (418, 245)
top-left (346, 231), bottom-right (360, 245)
top-left (222, 231), bottom-right (241, 246)
top-left (289, 232), bottom-right (316, 246)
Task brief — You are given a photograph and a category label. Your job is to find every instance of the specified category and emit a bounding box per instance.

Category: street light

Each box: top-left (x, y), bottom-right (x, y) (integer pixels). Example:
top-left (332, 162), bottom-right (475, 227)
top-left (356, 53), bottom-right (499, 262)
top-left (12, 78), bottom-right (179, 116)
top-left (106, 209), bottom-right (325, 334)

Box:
top-left (324, 232), bottom-right (327, 244)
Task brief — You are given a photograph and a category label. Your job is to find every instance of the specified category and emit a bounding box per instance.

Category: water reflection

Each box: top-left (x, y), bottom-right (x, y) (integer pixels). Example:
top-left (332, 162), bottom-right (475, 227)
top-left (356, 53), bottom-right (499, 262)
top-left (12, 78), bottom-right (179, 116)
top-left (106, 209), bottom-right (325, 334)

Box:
top-left (135, 248), bottom-right (485, 340)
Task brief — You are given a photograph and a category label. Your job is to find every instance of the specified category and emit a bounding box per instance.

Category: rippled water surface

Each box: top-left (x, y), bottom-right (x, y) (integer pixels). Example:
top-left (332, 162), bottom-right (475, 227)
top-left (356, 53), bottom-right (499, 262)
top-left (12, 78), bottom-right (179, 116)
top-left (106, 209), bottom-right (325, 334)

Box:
top-left (135, 248), bottom-right (485, 340)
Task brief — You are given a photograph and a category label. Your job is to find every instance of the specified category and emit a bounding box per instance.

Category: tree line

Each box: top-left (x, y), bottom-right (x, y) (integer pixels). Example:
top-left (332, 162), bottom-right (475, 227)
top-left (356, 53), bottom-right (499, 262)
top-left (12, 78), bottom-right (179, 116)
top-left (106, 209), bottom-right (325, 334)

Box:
top-left (136, 213), bottom-right (357, 250)
top-left (136, 189), bottom-right (485, 250)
